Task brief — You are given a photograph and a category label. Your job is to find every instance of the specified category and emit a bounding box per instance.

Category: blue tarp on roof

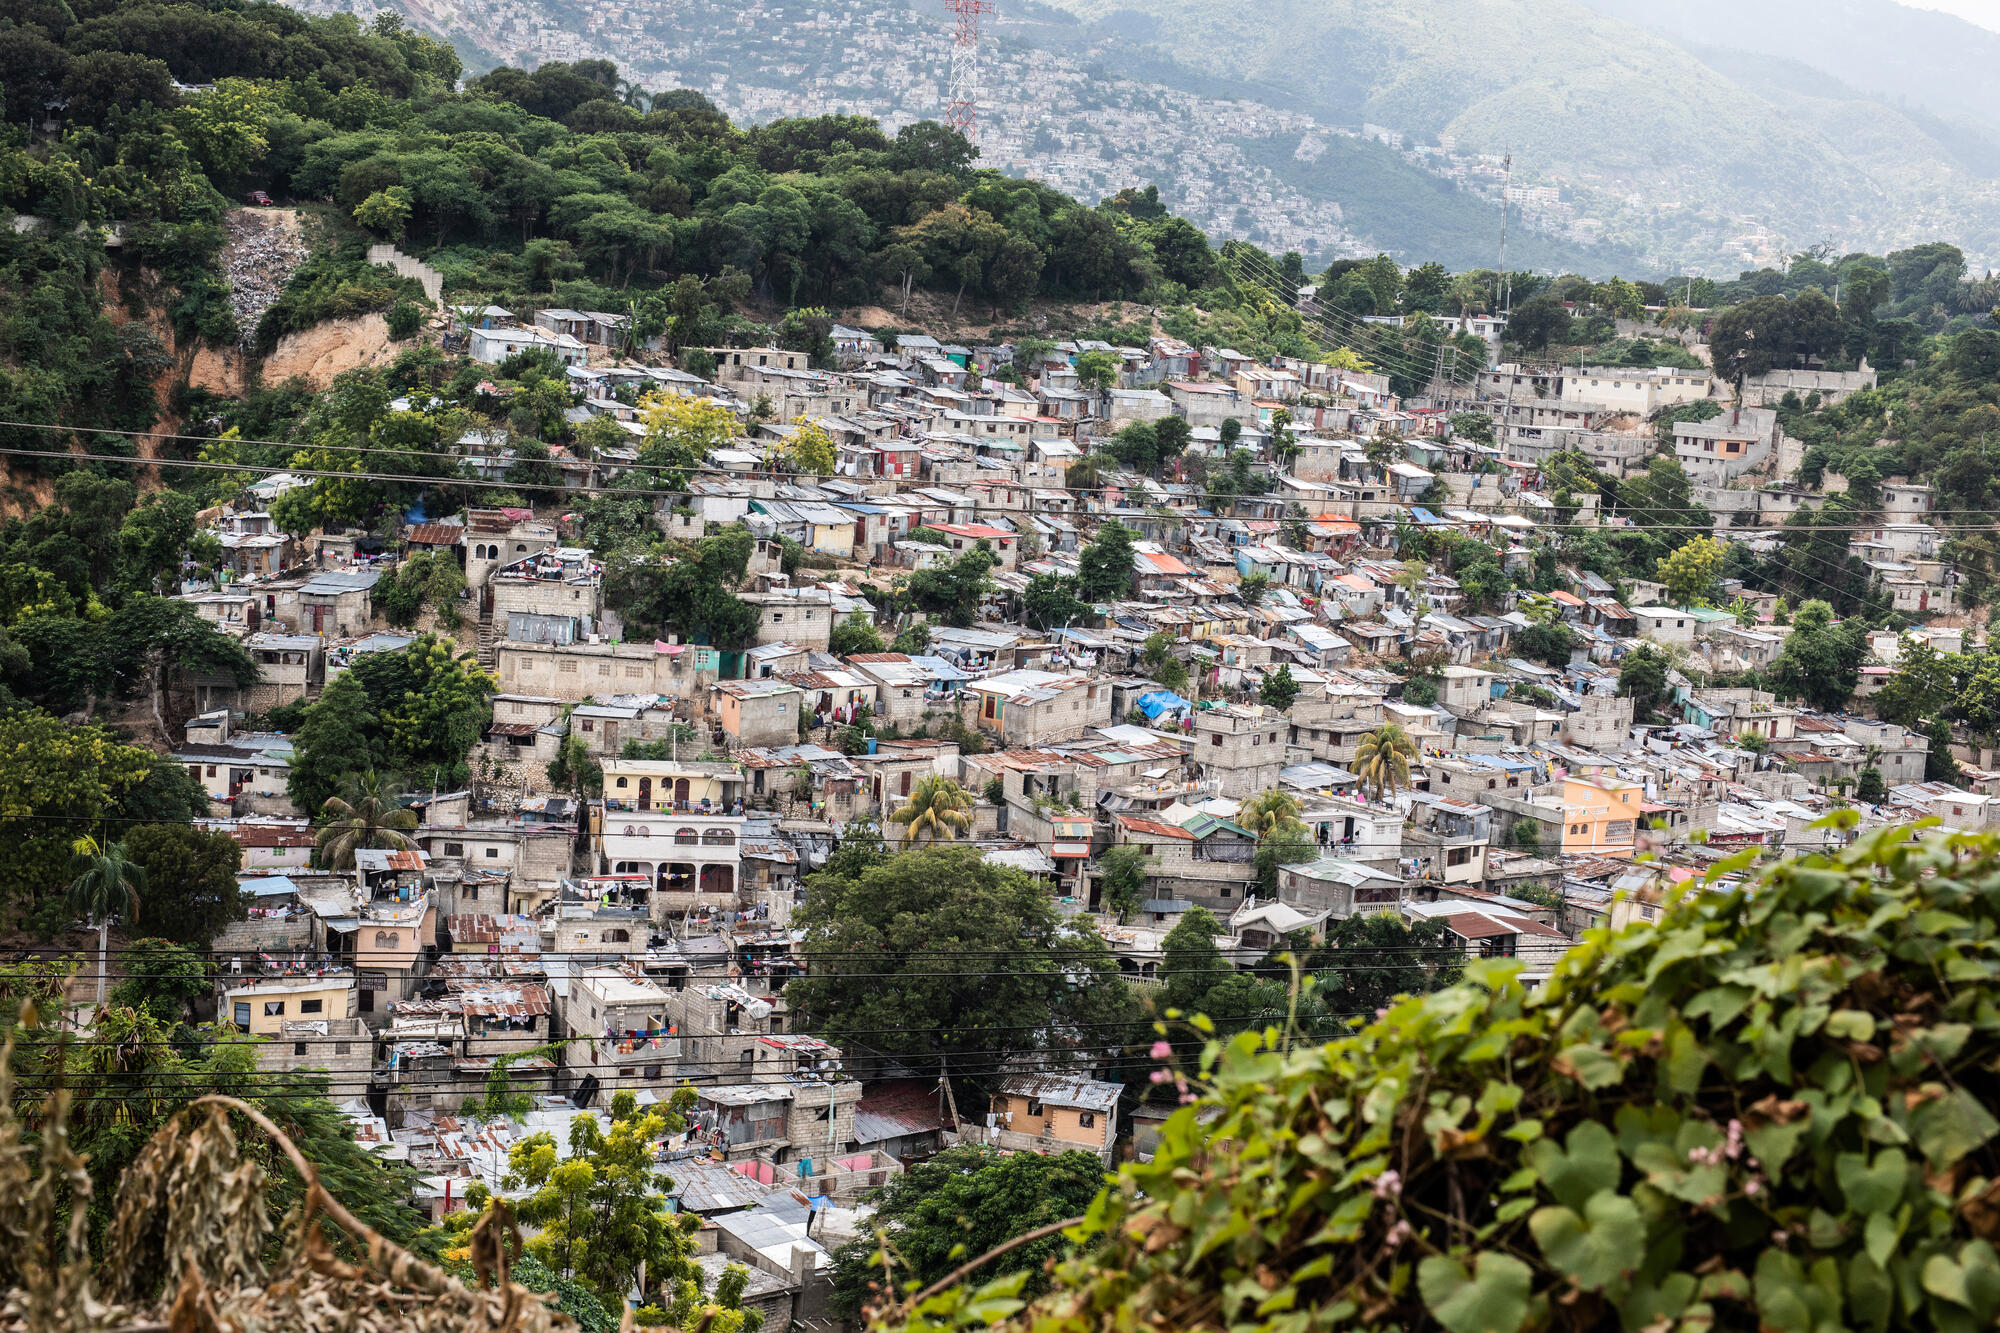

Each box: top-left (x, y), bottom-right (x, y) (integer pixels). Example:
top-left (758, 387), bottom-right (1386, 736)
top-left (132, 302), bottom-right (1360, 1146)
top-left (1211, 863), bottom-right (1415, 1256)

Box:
top-left (1137, 690), bottom-right (1192, 719)
top-left (1407, 507), bottom-right (1449, 527)
top-left (240, 875), bottom-right (298, 898)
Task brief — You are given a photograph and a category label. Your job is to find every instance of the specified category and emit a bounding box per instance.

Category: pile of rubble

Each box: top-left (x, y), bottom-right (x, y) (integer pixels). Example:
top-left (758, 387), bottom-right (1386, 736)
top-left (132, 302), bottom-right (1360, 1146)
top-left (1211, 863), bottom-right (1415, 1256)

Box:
top-left (220, 207), bottom-right (309, 348)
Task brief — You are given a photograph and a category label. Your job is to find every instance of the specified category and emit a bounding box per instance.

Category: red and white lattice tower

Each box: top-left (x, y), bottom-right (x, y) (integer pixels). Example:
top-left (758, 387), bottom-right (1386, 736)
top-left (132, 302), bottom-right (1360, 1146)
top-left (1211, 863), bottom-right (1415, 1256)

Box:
top-left (944, 0), bottom-right (992, 142)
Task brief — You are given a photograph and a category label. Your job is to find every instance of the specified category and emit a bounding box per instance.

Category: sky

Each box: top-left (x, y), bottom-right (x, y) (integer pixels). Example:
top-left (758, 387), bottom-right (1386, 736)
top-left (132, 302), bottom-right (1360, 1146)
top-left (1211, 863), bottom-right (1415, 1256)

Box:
top-left (1902, 0), bottom-right (2000, 28)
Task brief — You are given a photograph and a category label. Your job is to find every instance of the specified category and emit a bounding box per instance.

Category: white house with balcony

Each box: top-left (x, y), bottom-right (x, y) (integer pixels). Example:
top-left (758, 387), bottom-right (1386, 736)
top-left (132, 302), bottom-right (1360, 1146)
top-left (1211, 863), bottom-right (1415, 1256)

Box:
top-left (592, 760), bottom-right (748, 921)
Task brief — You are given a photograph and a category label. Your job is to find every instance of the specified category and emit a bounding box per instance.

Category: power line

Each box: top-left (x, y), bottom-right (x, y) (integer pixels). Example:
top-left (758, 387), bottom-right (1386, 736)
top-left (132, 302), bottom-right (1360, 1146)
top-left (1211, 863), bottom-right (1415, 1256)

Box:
top-left (1222, 248), bottom-right (1484, 392)
top-left (0, 437), bottom-right (1972, 535)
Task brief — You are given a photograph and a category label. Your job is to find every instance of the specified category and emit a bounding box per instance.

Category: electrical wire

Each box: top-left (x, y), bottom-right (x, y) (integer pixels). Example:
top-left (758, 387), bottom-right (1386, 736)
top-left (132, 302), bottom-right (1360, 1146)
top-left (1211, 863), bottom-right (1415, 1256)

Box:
top-left (0, 435), bottom-right (1974, 536)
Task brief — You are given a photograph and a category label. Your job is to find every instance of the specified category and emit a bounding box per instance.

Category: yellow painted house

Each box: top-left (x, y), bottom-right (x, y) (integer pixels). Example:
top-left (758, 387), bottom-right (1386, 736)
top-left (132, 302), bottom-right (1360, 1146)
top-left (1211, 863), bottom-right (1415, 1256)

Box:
top-left (225, 976), bottom-right (357, 1035)
top-left (1560, 772), bottom-right (1643, 859)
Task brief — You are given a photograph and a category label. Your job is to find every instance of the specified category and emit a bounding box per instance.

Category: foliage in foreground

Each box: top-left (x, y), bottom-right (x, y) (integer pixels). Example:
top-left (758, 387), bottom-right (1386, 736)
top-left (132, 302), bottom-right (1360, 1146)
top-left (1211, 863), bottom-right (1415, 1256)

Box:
top-left (831, 1147), bottom-right (1108, 1321)
top-left (893, 819), bottom-right (2000, 1333)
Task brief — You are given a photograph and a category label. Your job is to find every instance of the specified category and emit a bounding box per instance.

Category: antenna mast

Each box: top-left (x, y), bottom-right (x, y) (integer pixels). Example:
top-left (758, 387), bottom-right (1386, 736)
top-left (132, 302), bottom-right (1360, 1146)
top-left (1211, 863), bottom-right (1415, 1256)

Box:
top-left (1495, 150), bottom-right (1514, 320)
top-left (945, 0), bottom-right (993, 143)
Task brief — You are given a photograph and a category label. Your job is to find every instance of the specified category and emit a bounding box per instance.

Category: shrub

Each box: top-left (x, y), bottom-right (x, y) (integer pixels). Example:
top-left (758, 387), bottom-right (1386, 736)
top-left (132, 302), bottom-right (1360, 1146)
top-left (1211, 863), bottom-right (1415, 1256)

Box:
top-left (905, 820), bottom-right (2000, 1333)
top-left (386, 300), bottom-right (425, 340)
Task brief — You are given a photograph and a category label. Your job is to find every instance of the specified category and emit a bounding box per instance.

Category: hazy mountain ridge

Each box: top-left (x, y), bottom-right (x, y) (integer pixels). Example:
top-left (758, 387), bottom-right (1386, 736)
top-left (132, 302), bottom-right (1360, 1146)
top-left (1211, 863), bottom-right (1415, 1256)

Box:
top-left (1045, 0), bottom-right (2000, 266)
top-left (1575, 0), bottom-right (2000, 138)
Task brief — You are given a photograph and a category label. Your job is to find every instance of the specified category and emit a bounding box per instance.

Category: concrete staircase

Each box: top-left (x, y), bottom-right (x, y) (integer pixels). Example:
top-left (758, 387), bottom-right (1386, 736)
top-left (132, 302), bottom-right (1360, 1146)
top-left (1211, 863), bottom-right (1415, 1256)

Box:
top-left (366, 243), bottom-right (444, 304)
top-left (476, 602), bottom-right (498, 670)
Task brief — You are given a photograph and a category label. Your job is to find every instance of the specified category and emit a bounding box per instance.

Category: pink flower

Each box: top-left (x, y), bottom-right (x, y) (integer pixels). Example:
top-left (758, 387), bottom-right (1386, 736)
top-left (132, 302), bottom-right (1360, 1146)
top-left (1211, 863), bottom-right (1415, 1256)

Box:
top-left (1372, 1169), bottom-right (1402, 1198)
top-left (1151, 1041), bottom-right (1174, 1060)
top-left (1149, 1069), bottom-right (1170, 1084)
top-left (1743, 1179), bottom-right (1761, 1197)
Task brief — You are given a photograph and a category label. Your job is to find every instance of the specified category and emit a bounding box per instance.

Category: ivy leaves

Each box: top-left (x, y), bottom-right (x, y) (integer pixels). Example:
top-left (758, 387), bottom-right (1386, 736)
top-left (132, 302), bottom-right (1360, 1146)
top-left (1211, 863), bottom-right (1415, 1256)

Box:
top-left (1417, 1253), bottom-right (1533, 1333)
top-left (902, 822), bottom-right (2000, 1333)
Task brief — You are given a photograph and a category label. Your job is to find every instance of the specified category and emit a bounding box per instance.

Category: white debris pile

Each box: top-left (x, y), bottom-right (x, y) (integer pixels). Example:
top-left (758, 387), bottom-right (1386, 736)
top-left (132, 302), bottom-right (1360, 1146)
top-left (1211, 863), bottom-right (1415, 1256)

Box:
top-left (221, 209), bottom-right (309, 348)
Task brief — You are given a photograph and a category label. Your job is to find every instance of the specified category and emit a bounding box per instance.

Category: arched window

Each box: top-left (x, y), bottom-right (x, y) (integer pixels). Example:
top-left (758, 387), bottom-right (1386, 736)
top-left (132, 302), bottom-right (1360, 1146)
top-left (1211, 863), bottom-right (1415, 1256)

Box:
top-left (622, 825), bottom-right (636, 836)
top-left (374, 931), bottom-right (398, 948)
top-left (702, 828), bottom-right (736, 845)
top-left (675, 828), bottom-right (700, 845)
top-left (636, 825), bottom-right (650, 837)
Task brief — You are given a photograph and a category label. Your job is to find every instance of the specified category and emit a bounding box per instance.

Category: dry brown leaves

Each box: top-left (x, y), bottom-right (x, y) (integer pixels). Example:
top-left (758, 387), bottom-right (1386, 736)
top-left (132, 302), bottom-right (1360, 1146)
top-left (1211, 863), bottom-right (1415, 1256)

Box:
top-left (0, 1088), bottom-right (582, 1333)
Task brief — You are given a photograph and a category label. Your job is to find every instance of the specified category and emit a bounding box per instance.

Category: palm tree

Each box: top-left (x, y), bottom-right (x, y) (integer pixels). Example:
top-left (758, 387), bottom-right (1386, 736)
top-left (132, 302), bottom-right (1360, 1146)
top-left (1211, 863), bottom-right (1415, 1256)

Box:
top-left (617, 79), bottom-right (652, 112)
top-left (317, 770), bottom-right (419, 871)
top-left (890, 775), bottom-right (975, 843)
top-left (1067, 453), bottom-right (1117, 489)
top-left (67, 836), bottom-right (145, 1006)
top-left (1238, 789), bottom-right (1304, 838)
top-left (1353, 723), bottom-right (1418, 803)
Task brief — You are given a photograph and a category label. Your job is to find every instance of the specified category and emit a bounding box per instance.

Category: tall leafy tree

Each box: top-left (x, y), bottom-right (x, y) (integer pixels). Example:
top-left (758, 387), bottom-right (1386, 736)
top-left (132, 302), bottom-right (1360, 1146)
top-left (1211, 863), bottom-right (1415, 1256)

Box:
top-left (1769, 599), bottom-right (1866, 712)
top-left (1077, 521), bottom-right (1137, 601)
top-left (123, 824), bottom-right (246, 947)
top-left (1260, 664), bottom-right (1301, 712)
top-left (289, 671), bottom-right (380, 816)
top-left (787, 846), bottom-right (1136, 1068)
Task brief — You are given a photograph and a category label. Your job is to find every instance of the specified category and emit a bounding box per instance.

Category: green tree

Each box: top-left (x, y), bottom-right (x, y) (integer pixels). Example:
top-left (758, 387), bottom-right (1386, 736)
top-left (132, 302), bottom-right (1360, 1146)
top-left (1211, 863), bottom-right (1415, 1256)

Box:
top-left (1353, 723), bottom-right (1416, 801)
top-left (122, 824), bottom-right (246, 947)
top-left (353, 186), bottom-right (415, 240)
top-left (315, 770), bottom-right (419, 870)
top-left (1618, 645), bottom-right (1672, 721)
top-left (787, 845), bottom-right (1135, 1068)
top-left (1098, 844), bottom-right (1150, 922)
top-left (900, 544), bottom-right (996, 629)
top-left (65, 835), bottom-right (145, 1006)
top-left (1769, 599), bottom-right (1865, 712)
top-left (891, 620), bottom-right (934, 655)
top-left (288, 671), bottom-right (379, 816)
top-left (1873, 638), bottom-right (1956, 730)
top-left (1449, 412), bottom-right (1495, 446)
top-left (1515, 623), bottom-right (1575, 669)
top-left (1077, 521), bottom-right (1137, 601)
top-left (348, 633), bottom-right (497, 786)
top-left (1023, 573), bottom-right (1091, 631)
top-left (1655, 535), bottom-right (1726, 606)
top-left (375, 550), bottom-right (466, 630)
top-left (930, 822), bottom-right (2000, 1333)
top-left (829, 611), bottom-right (887, 656)
top-left (1506, 294), bottom-right (1572, 351)
top-left (780, 420), bottom-right (838, 476)
top-left (106, 937), bottom-right (215, 1027)
top-left (1159, 905), bottom-right (1229, 1013)
top-left (1253, 824), bottom-right (1317, 896)
top-left (1073, 350), bottom-right (1120, 392)
top-left (103, 595), bottom-right (259, 741)
top-left (1259, 663), bottom-right (1301, 712)
top-left (504, 1090), bottom-right (704, 1310)
top-left (117, 493), bottom-right (201, 595)
top-left (1239, 790), bottom-right (1304, 839)
top-left (889, 775), bottom-right (975, 843)
top-left (1855, 767), bottom-right (1886, 802)
top-left (829, 1147), bottom-right (1107, 1322)
top-left (1303, 913), bottom-right (1465, 1014)
top-left (1140, 631), bottom-right (1190, 695)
